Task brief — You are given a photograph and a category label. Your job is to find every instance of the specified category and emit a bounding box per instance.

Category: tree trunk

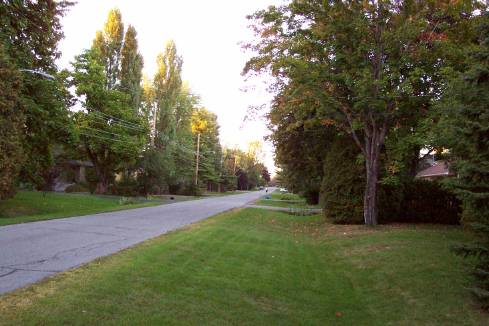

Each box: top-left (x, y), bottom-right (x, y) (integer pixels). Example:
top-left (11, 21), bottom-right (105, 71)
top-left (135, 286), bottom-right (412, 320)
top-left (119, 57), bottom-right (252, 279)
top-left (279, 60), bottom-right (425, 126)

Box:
top-left (95, 180), bottom-right (108, 194)
top-left (364, 152), bottom-right (380, 226)
top-left (94, 169), bottom-right (108, 194)
top-left (361, 124), bottom-right (385, 226)
top-left (85, 144), bottom-right (108, 194)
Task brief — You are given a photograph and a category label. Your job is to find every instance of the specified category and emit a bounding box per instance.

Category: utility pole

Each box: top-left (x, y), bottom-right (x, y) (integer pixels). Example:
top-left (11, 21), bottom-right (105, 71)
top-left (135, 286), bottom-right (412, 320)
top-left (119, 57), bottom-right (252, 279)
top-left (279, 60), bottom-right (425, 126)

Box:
top-left (194, 133), bottom-right (200, 186)
top-left (151, 106), bottom-right (157, 146)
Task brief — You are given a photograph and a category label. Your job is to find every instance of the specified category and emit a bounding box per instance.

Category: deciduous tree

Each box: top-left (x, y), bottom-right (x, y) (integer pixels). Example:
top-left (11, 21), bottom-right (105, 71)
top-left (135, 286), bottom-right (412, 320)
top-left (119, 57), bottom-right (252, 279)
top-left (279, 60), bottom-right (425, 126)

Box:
top-left (0, 0), bottom-right (73, 194)
top-left (244, 0), bottom-right (482, 225)
top-left (120, 25), bottom-right (143, 112)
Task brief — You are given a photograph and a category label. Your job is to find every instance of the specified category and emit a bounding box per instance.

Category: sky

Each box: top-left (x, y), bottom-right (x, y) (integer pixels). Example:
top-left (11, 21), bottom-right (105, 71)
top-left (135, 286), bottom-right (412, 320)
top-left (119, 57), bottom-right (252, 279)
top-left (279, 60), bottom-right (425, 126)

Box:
top-left (57, 0), bottom-right (283, 175)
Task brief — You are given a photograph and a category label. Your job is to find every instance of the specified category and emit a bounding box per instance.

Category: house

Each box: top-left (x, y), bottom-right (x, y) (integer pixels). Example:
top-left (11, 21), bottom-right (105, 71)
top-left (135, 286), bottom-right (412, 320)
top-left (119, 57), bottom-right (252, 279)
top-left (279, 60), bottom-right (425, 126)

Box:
top-left (53, 160), bottom-right (94, 192)
top-left (415, 160), bottom-right (454, 181)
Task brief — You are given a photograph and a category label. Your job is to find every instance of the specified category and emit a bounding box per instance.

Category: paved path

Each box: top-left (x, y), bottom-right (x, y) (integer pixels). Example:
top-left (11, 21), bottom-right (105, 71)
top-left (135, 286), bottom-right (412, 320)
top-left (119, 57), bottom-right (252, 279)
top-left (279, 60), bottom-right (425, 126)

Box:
top-left (0, 190), bottom-right (266, 294)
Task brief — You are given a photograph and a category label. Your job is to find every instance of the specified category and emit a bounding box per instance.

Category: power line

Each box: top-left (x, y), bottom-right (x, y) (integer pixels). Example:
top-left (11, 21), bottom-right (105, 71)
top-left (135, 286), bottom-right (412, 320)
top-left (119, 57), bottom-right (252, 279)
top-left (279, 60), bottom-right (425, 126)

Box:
top-left (80, 126), bottom-right (131, 139)
top-left (87, 114), bottom-right (146, 132)
top-left (90, 111), bottom-right (146, 131)
top-left (78, 131), bottom-right (127, 143)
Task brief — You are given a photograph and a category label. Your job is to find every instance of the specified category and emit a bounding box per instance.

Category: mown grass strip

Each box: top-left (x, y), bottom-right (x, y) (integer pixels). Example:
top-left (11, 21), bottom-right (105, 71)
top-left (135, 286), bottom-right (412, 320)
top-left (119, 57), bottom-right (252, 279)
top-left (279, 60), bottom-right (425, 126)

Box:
top-left (0, 208), bottom-right (487, 325)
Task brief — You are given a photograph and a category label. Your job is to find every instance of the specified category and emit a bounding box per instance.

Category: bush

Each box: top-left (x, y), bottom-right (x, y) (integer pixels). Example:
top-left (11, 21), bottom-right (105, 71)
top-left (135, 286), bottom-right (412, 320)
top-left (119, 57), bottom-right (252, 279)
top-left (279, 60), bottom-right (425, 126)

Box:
top-left (178, 182), bottom-right (202, 196)
top-left (65, 183), bottom-right (89, 193)
top-left (278, 193), bottom-right (298, 201)
top-left (320, 137), bottom-right (365, 224)
top-left (110, 178), bottom-right (139, 197)
top-left (379, 179), bottom-right (461, 224)
top-left (85, 167), bottom-right (98, 194)
top-left (302, 189), bottom-right (320, 205)
top-left (118, 196), bottom-right (138, 205)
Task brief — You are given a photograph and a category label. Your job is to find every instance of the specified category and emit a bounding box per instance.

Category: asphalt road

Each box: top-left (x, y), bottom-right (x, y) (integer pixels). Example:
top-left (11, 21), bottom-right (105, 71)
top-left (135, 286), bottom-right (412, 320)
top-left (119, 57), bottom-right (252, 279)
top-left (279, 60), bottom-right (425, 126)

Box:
top-left (0, 190), bottom-right (266, 294)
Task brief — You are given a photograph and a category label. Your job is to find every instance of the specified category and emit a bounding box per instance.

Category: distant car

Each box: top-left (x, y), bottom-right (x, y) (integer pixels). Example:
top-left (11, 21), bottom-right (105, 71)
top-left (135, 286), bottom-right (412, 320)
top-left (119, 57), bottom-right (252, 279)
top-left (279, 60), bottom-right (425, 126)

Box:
top-left (279, 188), bottom-right (288, 192)
top-left (259, 186), bottom-right (264, 190)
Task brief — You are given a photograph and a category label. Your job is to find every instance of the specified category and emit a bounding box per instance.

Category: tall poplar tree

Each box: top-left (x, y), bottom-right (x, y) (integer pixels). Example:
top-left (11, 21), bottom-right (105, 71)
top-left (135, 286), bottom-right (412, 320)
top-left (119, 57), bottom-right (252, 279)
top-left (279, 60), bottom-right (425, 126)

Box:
top-left (153, 40), bottom-right (183, 148)
top-left (120, 25), bottom-right (143, 112)
top-left (92, 8), bottom-right (124, 90)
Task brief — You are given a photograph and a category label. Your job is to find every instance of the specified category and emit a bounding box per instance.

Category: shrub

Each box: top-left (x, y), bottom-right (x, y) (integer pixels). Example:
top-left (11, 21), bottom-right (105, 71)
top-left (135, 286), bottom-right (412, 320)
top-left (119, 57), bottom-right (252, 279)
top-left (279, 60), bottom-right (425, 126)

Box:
top-left (118, 196), bottom-right (138, 205)
top-left (302, 189), bottom-right (320, 205)
top-left (65, 183), bottom-right (89, 193)
top-left (278, 193), bottom-right (298, 201)
top-left (85, 167), bottom-right (98, 194)
top-left (379, 179), bottom-right (461, 225)
top-left (320, 137), bottom-right (364, 224)
top-left (111, 178), bottom-right (139, 197)
top-left (178, 182), bottom-right (202, 196)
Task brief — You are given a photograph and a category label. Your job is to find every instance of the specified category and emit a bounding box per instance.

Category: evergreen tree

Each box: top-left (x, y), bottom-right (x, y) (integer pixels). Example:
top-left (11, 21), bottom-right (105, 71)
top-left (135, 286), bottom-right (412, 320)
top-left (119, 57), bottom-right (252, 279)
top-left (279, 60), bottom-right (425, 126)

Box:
top-left (440, 11), bottom-right (489, 308)
top-left (191, 108), bottom-right (222, 190)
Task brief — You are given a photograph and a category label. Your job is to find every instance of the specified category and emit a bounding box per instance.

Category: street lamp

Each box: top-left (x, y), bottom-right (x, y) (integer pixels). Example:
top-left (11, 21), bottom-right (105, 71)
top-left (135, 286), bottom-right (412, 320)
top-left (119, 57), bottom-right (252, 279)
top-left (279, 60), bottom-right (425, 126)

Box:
top-left (19, 69), bottom-right (55, 80)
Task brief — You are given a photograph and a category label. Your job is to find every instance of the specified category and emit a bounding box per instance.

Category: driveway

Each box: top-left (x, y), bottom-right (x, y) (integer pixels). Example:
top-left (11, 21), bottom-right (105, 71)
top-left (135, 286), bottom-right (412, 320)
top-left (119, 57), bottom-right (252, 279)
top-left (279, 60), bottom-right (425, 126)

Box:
top-left (0, 190), bottom-right (266, 294)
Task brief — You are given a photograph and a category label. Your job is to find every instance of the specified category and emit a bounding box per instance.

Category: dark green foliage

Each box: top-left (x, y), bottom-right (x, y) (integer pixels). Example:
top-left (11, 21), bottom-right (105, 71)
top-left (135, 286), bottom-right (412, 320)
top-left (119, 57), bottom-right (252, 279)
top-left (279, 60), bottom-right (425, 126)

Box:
top-left (110, 178), bottom-right (139, 197)
top-left (320, 134), bottom-right (461, 224)
top-left (453, 223), bottom-right (489, 309)
top-left (379, 180), bottom-right (461, 225)
top-left (302, 190), bottom-right (319, 205)
top-left (321, 136), bottom-right (365, 224)
top-left (0, 0), bottom-right (73, 196)
top-left (72, 48), bottom-right (146, 194)
top-left (0, 45), bottom-right (23, 199)
top-left (245, 0), bottom-right (482, 225)
top-left (119, 25), bottom-right (143, 112)
top-left (179, 182), bottom-right (202, 196)
top-left (438, 12), bottom-right (489, 308)
top-left (136, 148), bottom-right (173, 195)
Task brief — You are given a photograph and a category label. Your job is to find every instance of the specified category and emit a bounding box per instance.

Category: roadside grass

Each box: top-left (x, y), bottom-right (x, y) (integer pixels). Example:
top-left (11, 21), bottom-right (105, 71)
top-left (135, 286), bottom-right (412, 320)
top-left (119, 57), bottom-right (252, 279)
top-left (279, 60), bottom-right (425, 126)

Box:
top-left (256, 191), bottom-right (319, 209)
top-left (254, 199), bottom-right (319, 209)
top-left (0, 208), bottom-right (487, 325)
top-left (201, 191), bottom-right (248, 197)
top-left (270, 191), bottom-right (302, 201)
top-left (0, 191), bottom-right (164, 226)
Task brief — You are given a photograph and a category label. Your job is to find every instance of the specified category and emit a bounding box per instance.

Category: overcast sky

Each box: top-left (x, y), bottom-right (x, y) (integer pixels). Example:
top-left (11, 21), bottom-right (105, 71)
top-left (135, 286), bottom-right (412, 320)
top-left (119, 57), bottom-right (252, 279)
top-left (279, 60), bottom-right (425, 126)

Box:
top-left (57, 0), bottom-right (283, 174)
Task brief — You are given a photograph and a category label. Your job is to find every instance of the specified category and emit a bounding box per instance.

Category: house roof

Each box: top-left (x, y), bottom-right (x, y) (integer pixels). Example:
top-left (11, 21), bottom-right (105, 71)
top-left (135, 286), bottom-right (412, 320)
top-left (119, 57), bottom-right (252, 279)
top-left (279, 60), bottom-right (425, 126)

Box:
top-left (416, 160), bottom-right (452, 178)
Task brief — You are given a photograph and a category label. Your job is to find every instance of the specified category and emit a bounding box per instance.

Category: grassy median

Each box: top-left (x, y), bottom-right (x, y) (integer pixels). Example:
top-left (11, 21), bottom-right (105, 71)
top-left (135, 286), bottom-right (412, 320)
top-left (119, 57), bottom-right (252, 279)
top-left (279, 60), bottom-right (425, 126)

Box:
top-left (0, 208), bottom-right (487, 325)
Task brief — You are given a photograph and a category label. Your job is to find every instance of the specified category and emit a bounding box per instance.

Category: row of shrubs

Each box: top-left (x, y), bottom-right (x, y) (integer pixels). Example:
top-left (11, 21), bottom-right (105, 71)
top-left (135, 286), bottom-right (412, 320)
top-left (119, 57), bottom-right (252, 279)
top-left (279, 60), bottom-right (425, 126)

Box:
top-left (65, 180), bottom-right (204, 197)
top-left (321, 178), bottom-right (461, 225)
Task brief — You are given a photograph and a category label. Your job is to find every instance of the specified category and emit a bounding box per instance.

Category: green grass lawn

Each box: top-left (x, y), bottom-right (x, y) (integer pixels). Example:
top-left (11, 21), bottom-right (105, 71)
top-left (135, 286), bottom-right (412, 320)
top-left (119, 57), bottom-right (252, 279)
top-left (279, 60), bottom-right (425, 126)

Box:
top-left (256, 191), bottom-right (319, 209)
top-left (1, 208), bottom-right (487, 325)
top-left (201, 191), bottom-right (248, 197)
top-left (269, 191), bottom-right (302, 201)
top-left (254, 199), bottom-right (319, 209)
top-left (0, 191), bottom-right (164, 226)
